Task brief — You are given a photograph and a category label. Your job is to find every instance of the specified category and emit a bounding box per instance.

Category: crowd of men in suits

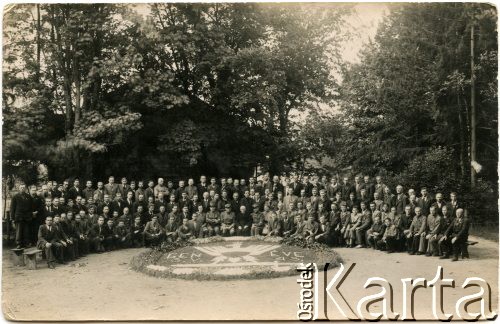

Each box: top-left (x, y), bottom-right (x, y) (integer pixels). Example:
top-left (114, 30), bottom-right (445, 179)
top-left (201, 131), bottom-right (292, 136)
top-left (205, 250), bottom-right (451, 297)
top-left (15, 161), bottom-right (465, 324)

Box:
top-left (9, 174), bottom-right (471, 269)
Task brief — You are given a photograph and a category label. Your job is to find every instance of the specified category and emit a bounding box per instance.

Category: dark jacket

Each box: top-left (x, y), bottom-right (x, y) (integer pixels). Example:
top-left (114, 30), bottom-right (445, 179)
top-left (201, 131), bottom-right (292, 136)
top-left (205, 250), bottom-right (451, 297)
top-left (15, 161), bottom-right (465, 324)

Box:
top-left (37, 224), bottom-right (59, 248)
top-left (11, 191), bottom-right (33, 222)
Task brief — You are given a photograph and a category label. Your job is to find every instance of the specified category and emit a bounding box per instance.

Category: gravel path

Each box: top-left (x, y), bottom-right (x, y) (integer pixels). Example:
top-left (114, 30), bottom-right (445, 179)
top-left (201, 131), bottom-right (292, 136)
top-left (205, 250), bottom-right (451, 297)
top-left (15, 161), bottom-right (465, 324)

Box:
top-left (2, 235), bottom-right (498, 321)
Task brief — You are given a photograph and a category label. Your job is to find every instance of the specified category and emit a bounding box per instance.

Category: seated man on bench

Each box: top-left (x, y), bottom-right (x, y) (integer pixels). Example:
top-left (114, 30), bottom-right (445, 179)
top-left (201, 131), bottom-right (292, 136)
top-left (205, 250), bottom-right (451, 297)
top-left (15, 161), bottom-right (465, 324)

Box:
top-left (36, 216), bottom-right (64, 269)
top-left (440, 208), bottom-right (470, 261)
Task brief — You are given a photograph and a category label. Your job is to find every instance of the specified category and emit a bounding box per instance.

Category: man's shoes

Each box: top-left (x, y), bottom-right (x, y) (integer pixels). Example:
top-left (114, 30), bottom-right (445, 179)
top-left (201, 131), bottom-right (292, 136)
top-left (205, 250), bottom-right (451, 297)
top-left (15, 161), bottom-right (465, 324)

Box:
top-left (425, 252), bottom-right (431, 257)
top-left (355, 245), bottom-right (363, 248)
top-left (439, 254), bottom-right (449, 259)
top-left (416, 252), bottom-right (422, 255)
top-left (452, 256), bottom-right (459, 262)
top-left (48, 262), bottom-right (55, 269)
top-left (409, 252), bottom-right (415, 255)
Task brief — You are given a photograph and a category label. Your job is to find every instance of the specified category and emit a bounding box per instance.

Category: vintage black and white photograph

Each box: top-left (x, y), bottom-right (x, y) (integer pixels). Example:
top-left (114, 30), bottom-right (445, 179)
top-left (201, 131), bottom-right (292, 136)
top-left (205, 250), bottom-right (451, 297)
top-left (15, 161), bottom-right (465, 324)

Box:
top-left (1, 2), bottom-right (498, 321)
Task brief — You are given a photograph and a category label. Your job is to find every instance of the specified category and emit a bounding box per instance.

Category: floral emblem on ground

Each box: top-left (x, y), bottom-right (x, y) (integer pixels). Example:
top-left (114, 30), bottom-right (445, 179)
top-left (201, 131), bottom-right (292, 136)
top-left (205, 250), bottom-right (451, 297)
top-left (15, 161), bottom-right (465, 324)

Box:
top-left (131, 237), bottom-right (342, 280)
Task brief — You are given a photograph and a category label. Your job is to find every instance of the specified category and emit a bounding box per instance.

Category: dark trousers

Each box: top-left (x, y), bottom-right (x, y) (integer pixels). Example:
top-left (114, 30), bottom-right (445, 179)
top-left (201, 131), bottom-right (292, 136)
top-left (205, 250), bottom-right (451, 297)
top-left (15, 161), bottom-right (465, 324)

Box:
top-left (103, 236), bottom-right (115, 251)
top-left (407, 235), bottom-right (421, 253)
top-left (78, 237), bottom-right (90, 255)
top-left (39, 241), bottom-right (63, 263)
top-left (144, 233), bottom-right (163, 246)
top-left (15, 220), bottom-right (31, 247)
top-left (31, 219), bottom-right (43, 245)
top-left (65, 240), bottom-right (78, 260)
top-left (367, 235), bottom-right (382, 249)
top-left (236, 224), bottom-right (251, 236)
top-left (115, 236), bottom-right (131, 249)
top-left (441, 236), bottom-right (467, 258)
top-left (355, 227), bottom-right (369, 246)
top-left (316, 235), bottom-right (331, 246)
top-left (383, 236), bottom-right (398, 252)
top-left (131, 232), bottom-right (144, 247)
top-left (91, 237), bottom-right (105, 252)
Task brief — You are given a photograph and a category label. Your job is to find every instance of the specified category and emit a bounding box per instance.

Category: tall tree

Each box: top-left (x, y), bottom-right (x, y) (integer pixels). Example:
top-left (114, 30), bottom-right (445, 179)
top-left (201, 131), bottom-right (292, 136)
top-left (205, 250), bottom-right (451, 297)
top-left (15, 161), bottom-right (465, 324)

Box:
top-left (338, 3), bottom-right (497, 185)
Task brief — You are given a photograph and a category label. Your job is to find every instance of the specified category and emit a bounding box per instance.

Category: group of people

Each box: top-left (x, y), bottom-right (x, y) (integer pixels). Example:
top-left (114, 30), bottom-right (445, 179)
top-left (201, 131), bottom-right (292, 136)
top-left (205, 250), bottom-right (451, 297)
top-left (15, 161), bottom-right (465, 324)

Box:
top-left (9, 173), bottom-right (471, 269)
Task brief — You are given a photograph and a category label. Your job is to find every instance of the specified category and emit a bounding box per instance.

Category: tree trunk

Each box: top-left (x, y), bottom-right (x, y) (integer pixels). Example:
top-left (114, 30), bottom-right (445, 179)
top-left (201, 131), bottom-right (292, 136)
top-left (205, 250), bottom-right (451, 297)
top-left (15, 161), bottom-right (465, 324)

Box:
top-left (470, 23), bottom-right (477, 188)
top-left (457, 92), bottom-right (467, 181)
top-left (35, 4), bottom-right (41, 83)
top-left (74, 54), bottom-right (81, 125)
top-left (63, 74), bottom-right (74, 135)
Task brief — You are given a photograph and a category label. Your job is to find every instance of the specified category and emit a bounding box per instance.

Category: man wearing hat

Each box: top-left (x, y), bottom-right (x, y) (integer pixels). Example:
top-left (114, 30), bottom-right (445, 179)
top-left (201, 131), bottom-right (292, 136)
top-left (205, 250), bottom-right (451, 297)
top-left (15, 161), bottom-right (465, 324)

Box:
top-left (250, 203), bottom-right (264, 236)
top-left (281, 203), bottom-right (296, 237)
top-left (220, 204), bottom-right (235, 236)
top-left (206, 202), bottom-right (221, 236)
top-left (143, 215), bottom-right (164, 246)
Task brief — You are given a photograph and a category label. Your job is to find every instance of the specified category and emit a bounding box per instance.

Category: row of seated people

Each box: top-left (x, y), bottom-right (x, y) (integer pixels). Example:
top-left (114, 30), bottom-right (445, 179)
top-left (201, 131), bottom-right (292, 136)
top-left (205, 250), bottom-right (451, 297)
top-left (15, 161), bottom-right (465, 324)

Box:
top-left (37, 196), bottom-right (470, 269)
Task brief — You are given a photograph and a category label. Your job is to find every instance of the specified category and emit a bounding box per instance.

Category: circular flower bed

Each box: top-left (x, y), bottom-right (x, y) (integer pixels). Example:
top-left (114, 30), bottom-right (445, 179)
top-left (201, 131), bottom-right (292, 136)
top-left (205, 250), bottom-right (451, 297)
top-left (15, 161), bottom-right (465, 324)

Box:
top-left (130, 236), bottom-right (342, 280)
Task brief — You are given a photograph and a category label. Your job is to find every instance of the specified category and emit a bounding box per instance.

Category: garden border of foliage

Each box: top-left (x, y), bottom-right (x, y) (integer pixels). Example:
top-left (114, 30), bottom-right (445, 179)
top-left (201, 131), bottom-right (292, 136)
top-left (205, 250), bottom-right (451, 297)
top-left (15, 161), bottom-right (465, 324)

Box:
top-left (130, 236), bottom-right (343, 281)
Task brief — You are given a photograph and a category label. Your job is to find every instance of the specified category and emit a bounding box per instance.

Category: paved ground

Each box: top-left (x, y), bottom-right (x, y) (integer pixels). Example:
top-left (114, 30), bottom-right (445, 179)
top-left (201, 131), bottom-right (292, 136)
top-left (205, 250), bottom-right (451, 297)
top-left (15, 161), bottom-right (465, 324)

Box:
top-left (2, 235), bottom-right (498, 321)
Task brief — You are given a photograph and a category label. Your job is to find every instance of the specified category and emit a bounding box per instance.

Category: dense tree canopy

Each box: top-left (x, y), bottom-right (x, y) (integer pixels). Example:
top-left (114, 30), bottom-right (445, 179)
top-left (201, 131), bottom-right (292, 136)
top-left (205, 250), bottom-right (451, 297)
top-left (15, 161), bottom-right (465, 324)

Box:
top-left (3, 3), bottom-right (351, 181)
top-left (337, 3), bottom-right (497, 182)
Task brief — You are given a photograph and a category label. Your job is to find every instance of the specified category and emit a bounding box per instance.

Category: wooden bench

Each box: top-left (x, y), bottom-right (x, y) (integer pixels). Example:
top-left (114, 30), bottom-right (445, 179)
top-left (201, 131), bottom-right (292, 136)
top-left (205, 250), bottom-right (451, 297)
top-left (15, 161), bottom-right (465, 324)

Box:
top-left (11, 248), bottom-right (25, 266)
top-left (23, 249), bottom-right (43, 270)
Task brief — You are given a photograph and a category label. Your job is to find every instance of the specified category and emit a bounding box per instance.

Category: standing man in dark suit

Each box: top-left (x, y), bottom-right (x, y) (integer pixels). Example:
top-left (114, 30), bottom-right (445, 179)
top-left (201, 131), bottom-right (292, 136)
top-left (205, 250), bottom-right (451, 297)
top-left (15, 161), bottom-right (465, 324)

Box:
top-left (417, 187), bottom-right (433, 216)
top-left (361, 175), bottom-right (375, 201)
top-left (82, 180), bottom-right (95, 202)
top-left (111, 192), bottom-right (124, 215)
top-left (447, 192), bottom-right (461, 219)
top-left (198, 175), bottom-right (209, 197)
top-left (432, 192), bottom-right (447, 216)
top-left (326, 177), bottom-right (339, 200)
top-left (394, 185), bottom-right (408, 216)
top-left (271, 176), bottom-right (284, 199)
top-left (93, 181), bottom-right (105, 204)
top-left (374, 176), bottom-right (388, 201)
top-left (353, 176), bottom-right (363, 200)
top-left (67, 179), bottom-right (82, 201)
top-left (123, 191), bottom-right (134, 214)
top-left (185, 178), bottom-right (198, 199)
top-left (340, 177), bottom-right (354, 201)
top-left (117, 177), bottom-right (130, 199)
top-left (144, 180), bottom-right (155, 203)
top-left (208, 177), bottom-right (220, 195)
top-left (11, 182), bottom-right (34, 248)
top-left (30, 186), bottom-right (45, 245)
top-left (104, 176), bottom-right (119, 199)
top-left (301, 175), bottom-right (313, 197)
